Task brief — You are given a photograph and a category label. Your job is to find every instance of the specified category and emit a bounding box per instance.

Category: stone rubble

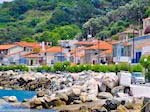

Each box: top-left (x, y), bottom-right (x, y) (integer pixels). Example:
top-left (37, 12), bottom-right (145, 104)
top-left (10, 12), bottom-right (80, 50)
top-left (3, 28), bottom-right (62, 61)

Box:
top-left (0, 70), bottom-right (147, 111)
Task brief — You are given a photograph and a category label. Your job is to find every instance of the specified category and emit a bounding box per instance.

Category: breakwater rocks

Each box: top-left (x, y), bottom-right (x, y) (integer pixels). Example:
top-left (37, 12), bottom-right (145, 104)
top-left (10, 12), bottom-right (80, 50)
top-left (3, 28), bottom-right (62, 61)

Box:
top-left (0, 71), bottom-right (145, 111)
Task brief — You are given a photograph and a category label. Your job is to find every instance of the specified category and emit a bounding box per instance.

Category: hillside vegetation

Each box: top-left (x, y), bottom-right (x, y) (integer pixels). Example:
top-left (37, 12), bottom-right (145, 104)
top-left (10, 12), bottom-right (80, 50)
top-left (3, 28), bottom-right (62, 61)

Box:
top-left (0, 0), bottom-right (150, 45)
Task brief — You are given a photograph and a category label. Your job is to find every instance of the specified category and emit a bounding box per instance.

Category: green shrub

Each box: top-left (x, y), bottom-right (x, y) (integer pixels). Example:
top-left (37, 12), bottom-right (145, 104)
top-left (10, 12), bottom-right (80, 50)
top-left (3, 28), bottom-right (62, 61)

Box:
top-left (131, 64), bottom-right (143, 72)
top-left (36, 65), bottom-right (51, 72)
top-left (100, 65), bottom-right (108, 73)
top-left (85, 64), bottom-right (92, 71)
top-left (119, 63), bottom-right (130, 71)
top-left (63, 61), bottom-right (71, 67)
top-left (77, 65), bottom-right (86, 72)
top-left (140, 56), bottom-right (150, 68)
top-left (91, 64), bottom-right (101, 72)
top-left (66, 65), bottom-right (79, 73)
top-left (108, 65), bottom-right (116, 72)
top-left (0, 65), bottom-right (29, 72)
top-left (140, 56), bottom-right (150, 81)
top-left (53, 62), bottom-right (64, 71)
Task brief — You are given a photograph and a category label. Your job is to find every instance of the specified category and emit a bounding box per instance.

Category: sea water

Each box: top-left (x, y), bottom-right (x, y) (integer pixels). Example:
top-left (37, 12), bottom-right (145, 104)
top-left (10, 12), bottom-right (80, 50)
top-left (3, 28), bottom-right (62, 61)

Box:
top-left (0, 90), bottom-right (56, 112)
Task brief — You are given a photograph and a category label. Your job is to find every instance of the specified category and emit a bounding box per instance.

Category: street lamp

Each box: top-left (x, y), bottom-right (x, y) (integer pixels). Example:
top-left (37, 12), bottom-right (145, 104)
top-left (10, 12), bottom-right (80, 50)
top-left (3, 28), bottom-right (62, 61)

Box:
top-left (144, 58), bottom-right (147, 62)
top-left (144, 58), bottom-right (147, 75)
top-left (128, 60), bottom-right (131, 72)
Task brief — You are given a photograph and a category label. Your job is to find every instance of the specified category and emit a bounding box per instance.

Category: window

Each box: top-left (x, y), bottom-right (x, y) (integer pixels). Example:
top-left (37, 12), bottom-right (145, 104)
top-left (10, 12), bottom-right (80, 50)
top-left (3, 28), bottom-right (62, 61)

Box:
top-left (24, 47), bottom-right (26, 51)
top-left (51, 60), bottom-right (54, 64)
top-left (121, 48), bottom-right (124, 56)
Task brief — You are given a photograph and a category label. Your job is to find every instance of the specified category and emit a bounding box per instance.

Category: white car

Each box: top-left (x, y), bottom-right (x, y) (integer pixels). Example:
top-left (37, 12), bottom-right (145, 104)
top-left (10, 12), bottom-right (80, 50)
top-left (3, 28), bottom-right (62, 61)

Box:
top-left (132, 72), bottom-right (145, 84)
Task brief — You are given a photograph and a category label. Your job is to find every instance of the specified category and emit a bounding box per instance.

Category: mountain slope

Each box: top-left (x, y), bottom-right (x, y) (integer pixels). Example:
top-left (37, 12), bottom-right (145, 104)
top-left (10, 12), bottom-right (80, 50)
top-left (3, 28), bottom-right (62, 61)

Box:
top-left (0, 0), bottom-right (150, 44)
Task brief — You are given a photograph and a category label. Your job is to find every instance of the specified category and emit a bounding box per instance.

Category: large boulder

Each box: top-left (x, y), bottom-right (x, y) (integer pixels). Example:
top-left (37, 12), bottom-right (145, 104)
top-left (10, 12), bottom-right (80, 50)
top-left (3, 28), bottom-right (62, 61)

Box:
top-left (37, 91), bottom-right (45, 97)
top-left (132, 98), bottom-right (144, 110)
top-left (3, 96), bottom-right (18, 103)
top-left (102, 73), bottom-right (118, 89)
top-left (117, 105), bottom-right (129, 112)
top-left (30, 97), bottom-right (45, 108)
top-left (111, 86), bottom-right (125, 96)
top-left (72, 86), bottom-right (81, 96)
top-left (84, 78), bottom-right (98, 95)
top-left (56, 93), bottom-right (68, 102)
top-left (97, 92), bottom-right (113, 99)
top-left (104, 99), bottom-right (121, 111)
top-left (80, 93), bottom-right (88, 103)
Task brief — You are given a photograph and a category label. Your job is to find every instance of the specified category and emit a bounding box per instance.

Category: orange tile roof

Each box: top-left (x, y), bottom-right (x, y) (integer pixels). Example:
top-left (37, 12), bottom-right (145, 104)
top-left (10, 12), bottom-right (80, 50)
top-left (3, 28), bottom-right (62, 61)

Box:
top-left (86, 41), bottom-right (112, 50)
top-left (70, 47), bottom-right (84, 54)
top-left (46, 46), bottom-right (64, 53)
top-left (0, 45), bottom-right (16, 50)
top-left (24, 53), bottom-right (41, 58)
top-left (72, 51), bottom-right (85, 57)
top-left (136, 42), bottom-right (150, 49)
top-left (75, 41), bottom-right (97, 45)
top-left (21, 52), bottom-right (32, 57)
top-left (144, 17), bottom-right (150, 20)
top-left (100, 49), bottom-right (112, 57)
top-left (16, 42), bottom-right (41, 48)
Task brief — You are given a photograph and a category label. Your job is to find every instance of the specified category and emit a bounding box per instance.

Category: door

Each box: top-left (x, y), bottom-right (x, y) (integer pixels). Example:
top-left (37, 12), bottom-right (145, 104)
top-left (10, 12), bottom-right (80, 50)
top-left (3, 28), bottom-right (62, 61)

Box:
top-left (136, 52), bottom-right (142, 63)
top-left (31, 59), bottom-right (33, 66)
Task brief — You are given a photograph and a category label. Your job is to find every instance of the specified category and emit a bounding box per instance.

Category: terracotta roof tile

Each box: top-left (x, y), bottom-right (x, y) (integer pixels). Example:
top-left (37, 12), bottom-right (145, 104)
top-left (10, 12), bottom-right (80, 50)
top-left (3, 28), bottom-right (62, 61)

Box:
top-left (72, 51), bottom-right (85, 57)
top-left (70, 47), bottom-right (84, 54)
top-left (16, 42), bottom-right (41, 48)
top-left (24, 53), bottom-right (41, 58)
top-left (46, 46), bottom-right (64, 53)
top-left (86, 41), bottom-right (112, 50)
top-left (0, 44), bottom-right (16, 50)
top-left (100, 49), bottom-right (112, 57)
top-left (75, 41), bottom-right (97, 45)
top-left (144, 17), bottom-right (150, 20)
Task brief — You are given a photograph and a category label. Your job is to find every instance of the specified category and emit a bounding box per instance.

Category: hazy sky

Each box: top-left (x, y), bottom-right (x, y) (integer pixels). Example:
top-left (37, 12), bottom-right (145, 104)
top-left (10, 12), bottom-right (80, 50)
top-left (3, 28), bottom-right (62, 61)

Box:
top-left (0, 0), bottom-right (13, 4)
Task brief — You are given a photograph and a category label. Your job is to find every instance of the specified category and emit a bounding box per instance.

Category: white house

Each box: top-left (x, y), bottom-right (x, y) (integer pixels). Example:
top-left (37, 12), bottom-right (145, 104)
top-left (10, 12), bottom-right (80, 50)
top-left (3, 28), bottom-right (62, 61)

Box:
top-left (0, 44), bottom-right (23, 65)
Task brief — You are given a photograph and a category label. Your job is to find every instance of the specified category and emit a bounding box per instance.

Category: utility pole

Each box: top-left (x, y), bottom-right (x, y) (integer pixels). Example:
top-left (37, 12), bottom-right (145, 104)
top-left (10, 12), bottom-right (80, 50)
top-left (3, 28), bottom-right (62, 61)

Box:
top-left (97, 39), bottom-right (100, 64)
top-left (60, 42), bottom-right (63, 63)
top-left (132, 28), bottom-right (135, 63)
top-left (75, 47), bottom-right (77, 64)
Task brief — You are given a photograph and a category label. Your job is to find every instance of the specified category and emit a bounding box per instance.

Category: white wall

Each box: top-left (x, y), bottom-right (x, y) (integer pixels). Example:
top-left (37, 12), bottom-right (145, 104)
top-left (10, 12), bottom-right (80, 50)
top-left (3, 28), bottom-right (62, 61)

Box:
top-left (8, 46), bottom-right (23, 55)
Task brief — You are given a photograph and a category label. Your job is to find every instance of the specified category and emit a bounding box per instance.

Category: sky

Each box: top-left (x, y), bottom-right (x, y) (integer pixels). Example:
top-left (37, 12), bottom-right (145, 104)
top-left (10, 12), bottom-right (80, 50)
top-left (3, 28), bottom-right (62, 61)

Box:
top-left (0, 0), bottom-right (13, 4)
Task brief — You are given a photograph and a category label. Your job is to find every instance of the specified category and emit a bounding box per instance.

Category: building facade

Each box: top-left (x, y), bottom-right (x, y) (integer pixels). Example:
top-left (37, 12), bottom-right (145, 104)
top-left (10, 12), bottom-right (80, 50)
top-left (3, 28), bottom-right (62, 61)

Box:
top-left (113, 35), bottom-right (150, 63)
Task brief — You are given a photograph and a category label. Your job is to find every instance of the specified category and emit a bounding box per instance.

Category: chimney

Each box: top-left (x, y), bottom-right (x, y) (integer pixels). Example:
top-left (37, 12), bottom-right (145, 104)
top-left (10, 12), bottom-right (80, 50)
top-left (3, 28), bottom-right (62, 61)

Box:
top-left (42, 41), bottom-right (45, 51)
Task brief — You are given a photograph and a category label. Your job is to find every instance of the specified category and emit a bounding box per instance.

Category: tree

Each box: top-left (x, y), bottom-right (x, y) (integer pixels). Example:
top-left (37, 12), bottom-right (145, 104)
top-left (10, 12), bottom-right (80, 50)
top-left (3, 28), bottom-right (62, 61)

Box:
top-left (145, 7), bottom-right (150, 17)
top-left (37, 31), bottom-right (60, 46)
top-left (52, 25), bottom-right (81, 40)
top-left (9, 0), bottom-right (31, 17)
top-left (21, 37), bottom-right (36, 42)
top-left (140, 56), bottom-right (150, 81)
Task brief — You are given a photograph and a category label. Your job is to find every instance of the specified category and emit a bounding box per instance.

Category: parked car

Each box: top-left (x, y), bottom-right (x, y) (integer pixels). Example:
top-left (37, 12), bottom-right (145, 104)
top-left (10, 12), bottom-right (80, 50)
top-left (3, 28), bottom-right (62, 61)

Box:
top-left (132, 72), bottom-right (145, 84)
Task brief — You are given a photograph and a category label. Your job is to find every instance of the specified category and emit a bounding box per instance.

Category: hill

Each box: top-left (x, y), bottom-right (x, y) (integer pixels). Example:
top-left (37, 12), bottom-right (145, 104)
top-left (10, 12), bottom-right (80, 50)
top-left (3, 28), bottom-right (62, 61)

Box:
top-left (0, 0), bottom-right (150, 45)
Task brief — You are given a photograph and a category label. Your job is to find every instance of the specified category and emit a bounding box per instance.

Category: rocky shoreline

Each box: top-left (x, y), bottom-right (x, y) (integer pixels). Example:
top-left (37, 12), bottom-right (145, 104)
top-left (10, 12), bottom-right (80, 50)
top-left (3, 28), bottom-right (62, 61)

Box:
top-left (0, 71), bottom-right (147, 111)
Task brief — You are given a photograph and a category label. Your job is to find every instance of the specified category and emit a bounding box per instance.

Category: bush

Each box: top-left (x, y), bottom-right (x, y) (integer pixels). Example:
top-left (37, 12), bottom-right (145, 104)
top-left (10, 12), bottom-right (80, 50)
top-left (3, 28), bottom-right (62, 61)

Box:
top-left (36, 65), bottom-right (51, 72)
top-left (53, 62), bottom-right (64, 71)
top-left (91, 64), bottom-right (101, 72)
top-left (63, 61), bottom-right (71, 67)
top-left (108, 64), bottom-right (116, 72)
top-left (0, 65), bottom-right (29, 72)
top-left (131, 64), bottom-right (143, 72)
top-left (119, 63), bottom-right (130, 71)
top-left (66, 65), bottom-right (79, 73)
top-left (140, 56), bottom-right (150, 81)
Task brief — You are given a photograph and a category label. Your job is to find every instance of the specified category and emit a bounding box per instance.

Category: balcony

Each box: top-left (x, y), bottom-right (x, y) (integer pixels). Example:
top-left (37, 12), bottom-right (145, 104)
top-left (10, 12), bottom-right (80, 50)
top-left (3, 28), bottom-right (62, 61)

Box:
top-left (113, 56), bottom-right (132, 63)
